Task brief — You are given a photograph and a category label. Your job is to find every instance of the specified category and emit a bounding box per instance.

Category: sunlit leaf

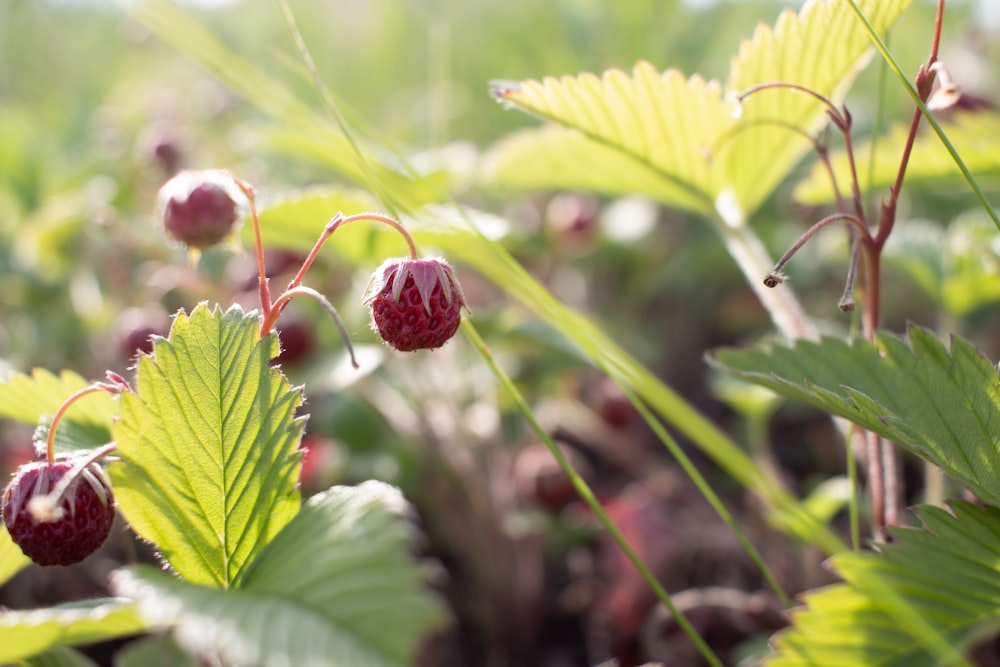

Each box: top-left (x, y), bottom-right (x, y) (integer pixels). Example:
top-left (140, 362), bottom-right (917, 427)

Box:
top-left (0, 524), bottom-right (30, 588)
top-left (711, 327), bottom-right (1000, 506)
top-left (794, 112), bottom-right (1000, 205)
top-left (108, 304), bottom-right (304, 588)
top-left (18, 647), bottom-right (100, 667)
top-left (114, 634), bottom-right (201, 667)
top-left (486, 0), bottom-right (914, 219)
top-left (725, 0), bottom-right (913, 214)
top-left (113, 482), bottom-right (443, 667)
top-left (767, 501), bottom-right (1000, 666)
top-left (0, 369), bottom-right (116, 456)
top-left (485, 63), bottom-right (728, 217)
top-left (0, 599), bottom-right (145, 664)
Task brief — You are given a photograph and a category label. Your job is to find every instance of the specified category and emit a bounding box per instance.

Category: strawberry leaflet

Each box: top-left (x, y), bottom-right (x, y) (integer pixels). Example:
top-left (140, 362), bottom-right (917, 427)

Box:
top-left (109, 304), bottom-right (304, 589)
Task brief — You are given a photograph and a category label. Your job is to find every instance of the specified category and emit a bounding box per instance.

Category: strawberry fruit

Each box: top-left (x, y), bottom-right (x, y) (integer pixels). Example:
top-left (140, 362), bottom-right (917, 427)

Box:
top-left (364, 257), bottom-right (466, 351)
top-left (157, 170), bottom-right (242, 249)
top-left (3, 459), bottom-right (115, 566)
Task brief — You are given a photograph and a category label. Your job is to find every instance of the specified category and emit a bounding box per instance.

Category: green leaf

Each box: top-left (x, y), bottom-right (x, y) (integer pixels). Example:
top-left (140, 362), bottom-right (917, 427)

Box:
top-left (794, 112), bottom-right (1000, 205)
top-left (884, 213), bottom-right (1000, 316)
top-left (485, 63), bottom-right (728, 217)
top-left (251, 187), bottom-right (385, 260)
top-left (767, 501), bottom-right (1000, 666)
top-left (17, 647), bottom-right (101, 667)
top-left (710, 327), bottom-right (1000, 505)
top-left (0, 369), bottom-right (116, 456)
top-left (113, 635), bottom-right (201, 667)
top-left (0, 523), bottom-right (30, 587)
top-left (485, 0), bottom-right (914, 219)
top-left (113, 482), bottom-right (443, 667)
top-left (724, 0), bottom-right (913, 214)
top-left (108, 304), bottom-right (304, 588)
top-left (0, 599), bottom-right (145, 664)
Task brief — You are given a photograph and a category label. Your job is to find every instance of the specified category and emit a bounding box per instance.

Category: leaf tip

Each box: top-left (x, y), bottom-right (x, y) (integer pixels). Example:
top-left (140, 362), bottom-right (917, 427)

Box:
top-left (489, 79), bottom-right (522, 105)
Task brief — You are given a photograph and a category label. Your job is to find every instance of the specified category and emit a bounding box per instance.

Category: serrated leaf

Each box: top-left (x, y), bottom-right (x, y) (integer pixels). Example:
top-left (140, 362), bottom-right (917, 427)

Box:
top-left (0, 369), bottom-right (116, 456)
top-left (794, 112), bottom-right (1000, 205)
top-left (112, 482), bottom-right (442, 667)
top-left (108, 303), bottom-right (304, 588)
top-left (0, 523), bottom-right (30, 587)
top-left (487, 0), bottom-right (914, 219)
top-left (486, 63), bottom-right (728, 217)
top-left (767, 501), bottom-right (1000, 666)
top-left (725, 0), bottom-right (913, 214)
top-left (710, 327), bottom-right (1000, 505)
top-left (0, 599), bottom-right (146, 664)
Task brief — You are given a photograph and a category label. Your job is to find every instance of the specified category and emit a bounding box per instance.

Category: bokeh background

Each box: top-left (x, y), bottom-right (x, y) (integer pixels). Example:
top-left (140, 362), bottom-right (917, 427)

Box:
top-left (2, 1), bottom-right (1000, 665)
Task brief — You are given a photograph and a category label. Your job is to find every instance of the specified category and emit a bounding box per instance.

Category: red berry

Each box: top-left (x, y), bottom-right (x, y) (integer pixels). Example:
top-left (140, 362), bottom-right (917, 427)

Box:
top-left (363, 257), bottom-right (466, 352)
top-left (115, 306), bottom-right (171, 360)
top-left (3, 459), bottom-right (115, 566)
top-left (156, 170), bottom-right (243, 249)
top-left (273, 319), bottom-right (315, 367)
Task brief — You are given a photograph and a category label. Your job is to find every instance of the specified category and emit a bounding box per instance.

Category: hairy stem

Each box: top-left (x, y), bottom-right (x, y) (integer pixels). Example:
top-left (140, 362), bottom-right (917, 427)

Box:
top-left (718, 223), bottom-right (817, 340)
top-left (45, 379), bottom-right (127, 464)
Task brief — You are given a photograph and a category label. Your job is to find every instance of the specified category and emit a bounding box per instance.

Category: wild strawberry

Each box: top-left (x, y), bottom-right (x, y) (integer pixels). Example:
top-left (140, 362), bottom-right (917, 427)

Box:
top-left (156, 170), bottom-right (243, 249)
top-left (3, 459), bottom-right (115, 566)
top-left (363, 257), bottom-right (466, 351)
top-left (114, 305), bottom-right (171, 360)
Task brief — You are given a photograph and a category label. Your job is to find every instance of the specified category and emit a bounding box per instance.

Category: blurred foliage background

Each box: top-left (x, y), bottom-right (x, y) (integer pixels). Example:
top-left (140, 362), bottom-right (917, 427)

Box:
top-left (2, 1), bottom-right (1000, 665)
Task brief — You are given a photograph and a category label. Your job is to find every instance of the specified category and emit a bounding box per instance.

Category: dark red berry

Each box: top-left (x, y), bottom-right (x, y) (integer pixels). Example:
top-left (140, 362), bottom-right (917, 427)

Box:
top-left (363, 258), bottom-right (466, 352)
top-left (3, 459), bottom-right (115, 566)
top-left (157, 170), bottom-right (242, 249)
top-left (115, 306), bottom-right (171, 360)
top-left (273, 319), bottom-right (315, 367)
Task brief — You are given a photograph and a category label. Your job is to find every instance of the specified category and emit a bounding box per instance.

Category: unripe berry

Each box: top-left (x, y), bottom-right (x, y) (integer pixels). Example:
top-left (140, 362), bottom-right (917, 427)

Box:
top-left (3, 459), bottom-right (115, 566)
top-left (156, 170), bottom-right (243, 249)
top-left (363, 257), bottom-right (466, 351)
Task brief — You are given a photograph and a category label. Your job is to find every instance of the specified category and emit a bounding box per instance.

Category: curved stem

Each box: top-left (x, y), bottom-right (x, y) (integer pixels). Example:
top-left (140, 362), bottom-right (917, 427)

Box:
top-left (46, 383), bottom-right (125, 464)
top-left (260, 211), bottom-right (419, 339)
top-left (718, 223), bottom-right (818, 340)
top-left (738, 82), bottom-right (849, 130)
top-left (264, 285), bottom-right (359, 368)
top-left (764, 213), bottom-right (870, 287)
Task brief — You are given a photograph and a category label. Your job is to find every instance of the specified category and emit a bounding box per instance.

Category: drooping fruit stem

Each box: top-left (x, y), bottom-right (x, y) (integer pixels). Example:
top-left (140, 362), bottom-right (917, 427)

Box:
top-left (259, 211), bottom-right (419, 338)
top-left (45, 374), bottom-right (129, 464)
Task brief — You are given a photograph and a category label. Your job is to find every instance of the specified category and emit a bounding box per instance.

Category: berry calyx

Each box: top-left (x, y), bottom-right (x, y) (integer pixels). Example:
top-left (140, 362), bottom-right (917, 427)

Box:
top-left (3, 459), bottom-right (115, 566)
top-left (363, 257), bottom-right (466, 352)
top-left (157, 170), bottom-right (243, 249)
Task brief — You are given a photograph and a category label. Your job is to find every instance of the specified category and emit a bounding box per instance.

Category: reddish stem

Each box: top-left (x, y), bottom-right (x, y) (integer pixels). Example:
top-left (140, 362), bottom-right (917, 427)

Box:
top-left (764, 213), bottom-right (871, 287)
top-left (259, 212), bottom-right (419, 337)
top-left (233, 178), bottom-right (271, 321)
top-left (46, 381), bottom-right (127, 464)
